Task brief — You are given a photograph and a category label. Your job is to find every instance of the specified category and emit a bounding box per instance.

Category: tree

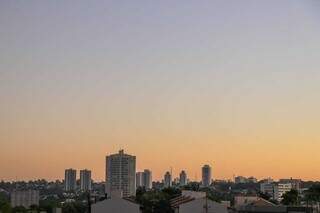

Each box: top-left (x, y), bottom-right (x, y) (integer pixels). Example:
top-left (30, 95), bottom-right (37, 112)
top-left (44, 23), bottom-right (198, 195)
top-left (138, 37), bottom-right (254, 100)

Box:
top-left (62, 202), bottom-right (87, 213)
top-left (304, 184), bottom-right (320, 203)
top-left (12, 206), bottom-right (27, 213)
top-left (136, 187), bottom-right (181, 213)
top-left (182, 182), bottom-right (200, 191)
top-left (281, 189), bottom-right (299, 206)
top-left (0, 193), bottom-right (11, 213)
top-left (258, 191), bottom-right (271, 201)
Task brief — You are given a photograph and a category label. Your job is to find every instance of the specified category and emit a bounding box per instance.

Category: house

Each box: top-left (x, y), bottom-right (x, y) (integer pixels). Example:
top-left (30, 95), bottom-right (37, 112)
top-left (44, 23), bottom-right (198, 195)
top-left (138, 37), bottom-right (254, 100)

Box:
top-left (91, 197), bottom-right (141, 213)
top-left (236, 197), bottom-right (313, 213)
top-left (91, 190), bottom-right (140, 213)
top-left (171, 190), bottom-right (228, 213)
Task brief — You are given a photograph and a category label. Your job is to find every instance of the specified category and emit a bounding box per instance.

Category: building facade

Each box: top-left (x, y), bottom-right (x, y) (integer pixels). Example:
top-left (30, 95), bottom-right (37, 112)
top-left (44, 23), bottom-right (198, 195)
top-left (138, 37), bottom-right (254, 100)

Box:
top-left (80, 169), bottom-right (92, 191)
top-left (164, 171), bottom-right (172, 188)
top-left (136, 172), bottom-right (144, 188)
top-left (143, 169), bottom-right (152, 190)
top-left (106, 150), bottom-right (136, 197)
top-left (179, 170), bottom-right (187, 186)
top-left (65, 168), bottom-right (77, 191)
top-left (235, 176), bottom-right (248, 184)
top-left (201, 165), bottom-right (212, 187)
top-left (11, 190), bottom-right (39, 208)
top-left (274, 183), bottom-right (292, 201)
top-left (260, 182), bottom-right (274, 197)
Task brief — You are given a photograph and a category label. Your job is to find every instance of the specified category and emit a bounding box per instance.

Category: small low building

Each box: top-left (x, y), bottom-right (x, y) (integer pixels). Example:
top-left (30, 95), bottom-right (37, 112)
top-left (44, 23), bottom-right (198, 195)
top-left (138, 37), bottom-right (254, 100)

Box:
top-left (171, 190), bottom-right (228, 213)
top-left (91, 197), bottom-right (141, 213)
top-left (91, 190), bottom-right (140, 213)
top-left (178, 198), bottom-right (229, 213)
top-left (234, 195), bottom-right (259, 208)
top-left (236, 197), bottom-right (313, 213)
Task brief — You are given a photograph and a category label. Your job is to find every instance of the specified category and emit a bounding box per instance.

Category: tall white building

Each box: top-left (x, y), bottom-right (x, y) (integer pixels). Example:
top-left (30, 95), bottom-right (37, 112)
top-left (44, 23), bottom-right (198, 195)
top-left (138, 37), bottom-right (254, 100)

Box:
top-left (164, 171), bottom-right (172, 188)
top-left (65, 168), bottom-right (77, 191)
top-left (143, 169), bottom-right (152, 190)
top-left (201, 165), bottom-right (212, 187)
top-left (106, 150), bottom-right (136, 198)
top-left (11, 190), bottom-right (39, 208)
top-left (180, 170), bottom-right (187, 186)
top-left (136, 169), bottom-right (152, 189)
top-left (80, 169), bottom-right (92, 191)
top-left (136, 172), bottom-right (144, 188)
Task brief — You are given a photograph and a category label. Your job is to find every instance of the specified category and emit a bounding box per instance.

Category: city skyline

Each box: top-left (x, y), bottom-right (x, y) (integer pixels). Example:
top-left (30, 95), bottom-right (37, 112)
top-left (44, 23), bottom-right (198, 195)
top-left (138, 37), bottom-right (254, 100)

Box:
top-left (0, 149), bottom-right (315, 183)
top-left (1, 0), bottom-right (320, 182)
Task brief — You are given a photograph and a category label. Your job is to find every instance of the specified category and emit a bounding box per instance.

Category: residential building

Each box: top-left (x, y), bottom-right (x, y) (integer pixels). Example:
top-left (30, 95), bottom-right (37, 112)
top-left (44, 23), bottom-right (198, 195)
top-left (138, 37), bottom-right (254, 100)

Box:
top-left (274, 183), bottom-right (292, 202)
top-left (136, 172), bottom-right (144, 188)
top-left (201, 165), bottom-right (212, 187)
top-left (279, 178), bottom-right (301, 191)
top-left (235, 176), bottom-right (248, 184)
top-left (80, 169), bottom-right (92, 191)
top-left (171, 191), bottom-right (227, 213)
top-left (105, 150), bottom-right (136, 198)
top-left (260, 182), bottom-right (274, 197)
top-left (136, 170), bottom-right (152, 190)
top-left (164, 171), bottom-right (172, 188)
top-left (11, 190), bottom-right (39, 208)
top-left (143, 169), bottom-right (152, 190)
top-left (234, 195), bottom-right (259, 208)
top-left (65, 168), bottom-right (77, 191)
top-left (248, 176), bottom-right (258, 183)
top-left (180, 170), bottom-right (187, 186)
top-left (91, 190), bottom-right (140, 213)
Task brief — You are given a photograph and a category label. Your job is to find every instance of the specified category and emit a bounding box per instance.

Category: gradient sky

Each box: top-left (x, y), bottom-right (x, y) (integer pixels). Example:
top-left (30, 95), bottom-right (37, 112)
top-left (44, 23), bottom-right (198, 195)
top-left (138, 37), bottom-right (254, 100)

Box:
top-left (1, 0), bottom-right (320, 182)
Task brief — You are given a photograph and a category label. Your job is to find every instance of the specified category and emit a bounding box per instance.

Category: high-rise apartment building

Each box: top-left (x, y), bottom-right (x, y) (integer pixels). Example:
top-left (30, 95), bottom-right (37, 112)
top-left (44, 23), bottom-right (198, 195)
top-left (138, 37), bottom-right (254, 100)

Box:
top-left (164, 171), bottom-right (172, 188)
top-left (201, 165), bottom-right (212, 187)
top-left (80, 169), bottom-right (92, 191)
top-left (136, 169), bottom-right (152, 190)
top-left (179, 170), bottom-right (187, 186)
top-left (143, 169), bottom-right (152, 190)
top-left (136, 172), bottom-right (144, 188)
top-left (106, 150), bottom-right (136, 197)
top-left (65, 168), bottom-right (77, 191)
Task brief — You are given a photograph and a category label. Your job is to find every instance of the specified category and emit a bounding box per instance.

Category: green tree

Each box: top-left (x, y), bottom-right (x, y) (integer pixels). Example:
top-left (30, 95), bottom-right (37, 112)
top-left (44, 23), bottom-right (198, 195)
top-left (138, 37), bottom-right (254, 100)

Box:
top-left (12, 206), bottom-right (27, 213)
top-left (136, 188), bottom-right (181, 213)
top-left (0, 193), bottom-right (11, 213)
top-left (305, 184), bottom-right (320, 202)
top-left (281, 189), bottom-right (299, 206)
top-left (62, 202), bottom-right (87, 213)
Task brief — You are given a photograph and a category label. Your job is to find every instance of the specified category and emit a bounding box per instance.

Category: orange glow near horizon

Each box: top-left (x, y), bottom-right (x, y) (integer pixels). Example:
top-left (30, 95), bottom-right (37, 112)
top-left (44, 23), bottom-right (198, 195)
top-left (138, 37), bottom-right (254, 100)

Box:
top-left (1, 0), bottom-right (320, 182)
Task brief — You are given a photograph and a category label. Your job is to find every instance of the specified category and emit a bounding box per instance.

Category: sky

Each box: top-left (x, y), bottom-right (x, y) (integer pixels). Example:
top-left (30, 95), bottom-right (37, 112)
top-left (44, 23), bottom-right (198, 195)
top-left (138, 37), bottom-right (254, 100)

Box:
top-left (1, 0), bottom-right (320, 182)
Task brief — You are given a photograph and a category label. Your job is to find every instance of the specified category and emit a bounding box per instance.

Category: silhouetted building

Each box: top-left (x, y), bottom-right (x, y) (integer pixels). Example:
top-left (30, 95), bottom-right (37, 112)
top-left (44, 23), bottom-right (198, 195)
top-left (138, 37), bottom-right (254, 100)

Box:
top-left (180, 170), bottom-right (187, 186)
top-left (164, 171), bottom-right (172, 188)
top-left (201, 165), bottom-right (212, 187)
